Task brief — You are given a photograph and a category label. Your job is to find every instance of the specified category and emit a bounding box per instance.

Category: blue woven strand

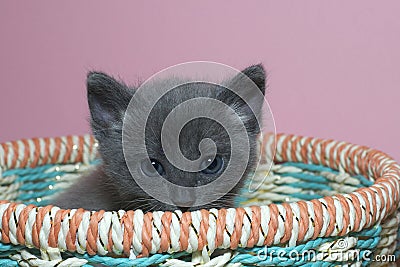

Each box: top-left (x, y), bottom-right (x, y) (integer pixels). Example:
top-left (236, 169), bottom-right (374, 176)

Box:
top-left (19, 181), bottom-right (57, 191)
top-left (74, 251), bottom-right (188, 267)
top-left (285, 181), bottom-right (332, 191)
top-left (288, 192), bottom-right (324, 200)
top-left (0, 244), bottom-right (21, 252)
top-left (2, 161), bottom-right (99, 178)
top-left (0, 259), bottom-right (18, 266)
top-left (279, 172), bottom-right (328, 183)
top-left (15, 171), bottom-right (65, 183)
top-left (0, 243), bottom-right (24, 267)
top-left (282, 162), bottom-right (334, 172)
top-left (282, 162), bottom-right (373, 187)
top-left (355, 175), bottom-right (374, 187)
top-left (16, 189), bottom-right (59, 201)
top-left (353, 225), bottom-right (381, 237)
top-left (2, 165), bottom-right (56, 177)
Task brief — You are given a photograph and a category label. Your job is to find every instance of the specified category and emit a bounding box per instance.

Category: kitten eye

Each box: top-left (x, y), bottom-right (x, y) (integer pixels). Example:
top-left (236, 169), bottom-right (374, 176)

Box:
top-left (200, 155), bottom-right (224, 175)
top-left (140, 158), bottom-right (165, 177)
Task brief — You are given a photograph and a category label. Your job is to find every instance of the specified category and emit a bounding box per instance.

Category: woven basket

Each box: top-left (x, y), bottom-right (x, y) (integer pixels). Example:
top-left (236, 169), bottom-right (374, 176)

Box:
top-left (0, 134), bottom-right (399, 266)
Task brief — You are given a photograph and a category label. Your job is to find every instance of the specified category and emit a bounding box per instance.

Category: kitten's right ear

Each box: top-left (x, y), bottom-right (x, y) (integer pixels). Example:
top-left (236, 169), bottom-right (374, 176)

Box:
top-left (87, 72), bottom-right (132, 130)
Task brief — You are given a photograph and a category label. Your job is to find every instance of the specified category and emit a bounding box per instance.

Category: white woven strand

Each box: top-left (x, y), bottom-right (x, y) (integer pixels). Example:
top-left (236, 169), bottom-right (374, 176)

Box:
top-left (38, 138), bottom-right (46, 167)
top-left (345, 196), bottom-right (356, 232)
top-left (111, 210), bottom-right (124, 254)
top-left (333, 196), bottom-right (344, 236)
top-left (289, 203), bottom-right (300, 247)
top-left (352, 192), bottom-right (367, 231)
top-left (273, 204), bottom-right (285, 244)
top-left (5, 143), bottom-right (14, 170)
top-left (372, 184), bottom-right (388, 223)
top-left (57, 137), bottom-right (67, 164)
top-left (318, 198), bottom-right (330, 238)
top-left (324, 141), bottom-right (336, 167)
top-left (256, 205), bottom-right (270, 247)
top-left (132, 209), bottom-right (144, 255)
top-left (285, 138), bottom-right (293, 162)
top-left (223, 208), bottom-right (236, 249)
top-left (96, 211), bottom-right (111, 256)
top-left (58, 209), bottom-right (77, 251)
top-left (70, 136), bottom-right (79, 163)
top-left (8, 203), bottom-right (24, 245)
top-left (339, 143), bottom-right (352, 174)
top-left (294, 137), bottom-right (302, 161)
top-left (304, 201), bottom-right (316, 242)
top-left (363, 189), bottom-right (376, 228)
top-left (306, 138), bottom-right (317, 165)
top-left (350, 145), bottom-right (361, 175)
top-left (9, 248), bottom-right (87, 267)
top-left (314, 139), bottom-right (322, 164)
top-left (26, 139), bottom-right (35, 167)
top-left (39, 206), bottom-right (57, 251)
top-left (170, 210), bottom-right (182, 253)
top-left (76, 211), bottom-right (90, 254)
top-left (25, 207), bottom-right (38, 248)
top-left (239, 207), bottom-right (252, 247)
top-left (189, 210), bottom-right (201, 252)
top-left (207, 209), bottom-right (218, 253)
top-left (48, 138), bottom-right (56, 166)
top-left (151, 210), bottom-right (163, 254)
top-left (273, 136), bottom-right (284, 162)
top-left (82, 136), bottom-right (91, 164)
top-left (16, 140), bottom-right (25, 169)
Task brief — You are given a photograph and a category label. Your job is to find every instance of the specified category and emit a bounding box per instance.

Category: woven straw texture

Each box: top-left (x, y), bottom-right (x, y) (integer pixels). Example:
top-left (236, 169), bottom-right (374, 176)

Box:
top-left (0, 133), bottom-right (399, 266)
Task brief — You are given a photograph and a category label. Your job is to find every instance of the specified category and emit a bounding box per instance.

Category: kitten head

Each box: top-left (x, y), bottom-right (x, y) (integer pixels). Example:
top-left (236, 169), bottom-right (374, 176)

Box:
top-left (88, 65), bottom-right (266, 212)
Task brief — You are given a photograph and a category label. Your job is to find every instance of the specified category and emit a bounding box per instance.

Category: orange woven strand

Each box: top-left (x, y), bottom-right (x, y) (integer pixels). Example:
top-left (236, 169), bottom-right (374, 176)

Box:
top-left (49, 208), bottom-right (70, 248)
top-left (215, 208), bottom-right (227, 248)
top-left (159, 212), bottom-right (172, 253)
top-left (86, 210), bottom-right (105, 255)
top-left (121, 210), bottom-right (135, 256)
top-left (141, 212), bottom-right (153, 256)
top-left (179, 211), bottom-right (192, 251)
top-left (296, 201), bottom-right (310, 243)
top-left (16, 204), bottom-right (35, 245)
top-left (264, 204), bottom-right (279, 246)
top-left (230, 208), bottom-right (245, 249)
top-left (246, 206), bottom-right (261, 248)
top-left (280, 203), bottom-right (293, 244)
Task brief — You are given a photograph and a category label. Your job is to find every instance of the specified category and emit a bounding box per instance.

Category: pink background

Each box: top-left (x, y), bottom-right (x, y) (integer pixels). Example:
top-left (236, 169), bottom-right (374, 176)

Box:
top-left (0, 1), bottom-right (399, 161)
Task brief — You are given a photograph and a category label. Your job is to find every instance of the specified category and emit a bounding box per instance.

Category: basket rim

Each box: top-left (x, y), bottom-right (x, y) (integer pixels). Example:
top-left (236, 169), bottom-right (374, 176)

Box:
top-left (0, 133), bottom-right (399, 258)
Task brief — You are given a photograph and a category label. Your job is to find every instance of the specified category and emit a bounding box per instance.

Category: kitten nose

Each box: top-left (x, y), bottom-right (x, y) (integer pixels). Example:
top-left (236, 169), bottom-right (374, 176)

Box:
top-left (169, 188), bottom-right (195, 209)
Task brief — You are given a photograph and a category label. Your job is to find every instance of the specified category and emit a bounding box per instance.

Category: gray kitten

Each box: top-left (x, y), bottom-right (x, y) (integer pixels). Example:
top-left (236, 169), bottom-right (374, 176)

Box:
top-left (52, 65), bottom-right (266, 212)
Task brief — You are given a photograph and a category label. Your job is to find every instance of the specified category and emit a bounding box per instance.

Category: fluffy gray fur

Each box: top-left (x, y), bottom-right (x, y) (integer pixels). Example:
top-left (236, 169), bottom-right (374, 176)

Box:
top-left (52, 64), bottom-right (266, 212)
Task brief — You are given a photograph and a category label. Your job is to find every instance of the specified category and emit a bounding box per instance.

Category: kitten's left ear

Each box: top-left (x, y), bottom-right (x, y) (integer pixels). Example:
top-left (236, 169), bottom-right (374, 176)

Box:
top-left (234, 64), bottom-right (266, 95)
top-left (223, 64), bottom-right (266, 116)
